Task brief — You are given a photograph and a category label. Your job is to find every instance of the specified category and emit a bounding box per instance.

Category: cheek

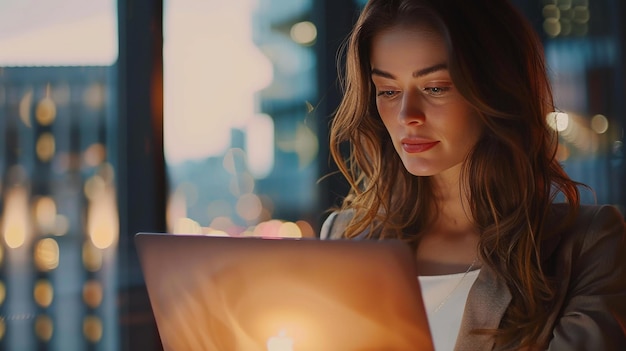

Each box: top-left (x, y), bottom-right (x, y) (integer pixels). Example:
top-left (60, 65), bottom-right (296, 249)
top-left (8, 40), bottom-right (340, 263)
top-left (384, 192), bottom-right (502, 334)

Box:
top-left (377, 98), bottom-right (402, 118)
top-left (377, 105), bottom-right (396, 129)
top-left (375, 100), bottom-right (387, 117)
top-left (442, 107), bottom-right (482, 144)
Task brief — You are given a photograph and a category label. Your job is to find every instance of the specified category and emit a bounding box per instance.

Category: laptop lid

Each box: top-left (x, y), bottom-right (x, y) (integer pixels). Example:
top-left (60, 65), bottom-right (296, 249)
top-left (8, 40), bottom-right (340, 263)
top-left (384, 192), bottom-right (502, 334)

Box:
top-left (135, 233), bottom-right (434, 351)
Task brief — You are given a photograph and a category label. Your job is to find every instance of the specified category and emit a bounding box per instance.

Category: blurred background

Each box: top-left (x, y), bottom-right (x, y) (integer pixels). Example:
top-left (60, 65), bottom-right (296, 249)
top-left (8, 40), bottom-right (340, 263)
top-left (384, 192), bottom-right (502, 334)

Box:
top-left (0, 0), bottom-right (623, 350)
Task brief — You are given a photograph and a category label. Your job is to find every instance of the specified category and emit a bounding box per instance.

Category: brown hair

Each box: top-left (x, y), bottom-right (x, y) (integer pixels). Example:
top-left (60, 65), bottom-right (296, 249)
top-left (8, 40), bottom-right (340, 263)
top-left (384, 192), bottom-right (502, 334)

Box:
top-left (329, 0), bottom-right (581, 348)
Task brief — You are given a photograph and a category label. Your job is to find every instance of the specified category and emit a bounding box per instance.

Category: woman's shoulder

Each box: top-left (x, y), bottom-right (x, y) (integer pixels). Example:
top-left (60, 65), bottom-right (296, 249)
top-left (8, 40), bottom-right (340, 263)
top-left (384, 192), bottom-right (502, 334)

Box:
top-left (546, 203), bottom-right (626, 257)
top-left (542, 204), bottom-right (626, 348)
top-left (549, 203), bottom-right (625, 233)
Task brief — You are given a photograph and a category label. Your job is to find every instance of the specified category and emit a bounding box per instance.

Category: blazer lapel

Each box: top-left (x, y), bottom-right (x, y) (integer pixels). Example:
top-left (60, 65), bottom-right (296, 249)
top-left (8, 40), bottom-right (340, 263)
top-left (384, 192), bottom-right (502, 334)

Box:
top-left (454, 265), bottom-right (512, 351)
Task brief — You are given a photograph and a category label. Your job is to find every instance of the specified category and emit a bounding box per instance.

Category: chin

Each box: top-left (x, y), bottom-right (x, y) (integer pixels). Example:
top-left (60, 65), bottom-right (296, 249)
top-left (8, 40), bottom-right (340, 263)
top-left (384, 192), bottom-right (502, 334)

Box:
top-left (400, 158), bottom-right (455, 177)
top-left (398, 154), bottom-right (441, 177)
top-left (402, 159), bottom-right (464, 178)
top-left (406, 170), bottom-right (435, 177)
top-left (402, 164), bottom-right (438, 177)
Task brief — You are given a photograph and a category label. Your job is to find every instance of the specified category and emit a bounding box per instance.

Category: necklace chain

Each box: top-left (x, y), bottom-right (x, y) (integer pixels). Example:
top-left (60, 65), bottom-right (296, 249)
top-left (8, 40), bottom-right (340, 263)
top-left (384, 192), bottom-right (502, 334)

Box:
top-left (432, 257), bottom-right (478, 314)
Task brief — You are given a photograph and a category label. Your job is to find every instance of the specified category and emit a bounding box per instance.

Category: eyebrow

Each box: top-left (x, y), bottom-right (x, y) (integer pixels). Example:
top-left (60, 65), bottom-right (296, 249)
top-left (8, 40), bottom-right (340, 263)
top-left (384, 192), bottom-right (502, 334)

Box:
top-left (371, 63), bottom-right (448, 79)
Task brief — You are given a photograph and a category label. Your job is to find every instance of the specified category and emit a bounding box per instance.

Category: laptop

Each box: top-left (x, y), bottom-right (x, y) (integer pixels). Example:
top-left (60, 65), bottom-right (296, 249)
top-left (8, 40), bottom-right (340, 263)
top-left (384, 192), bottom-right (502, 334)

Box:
top-left (135, 232), bottom-right (434, 351)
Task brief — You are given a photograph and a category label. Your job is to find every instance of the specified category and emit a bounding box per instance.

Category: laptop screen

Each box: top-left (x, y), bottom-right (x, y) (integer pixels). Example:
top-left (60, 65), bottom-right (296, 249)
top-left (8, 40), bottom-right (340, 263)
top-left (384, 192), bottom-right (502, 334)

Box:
top-left (135, 233), bottom-right (434, 351)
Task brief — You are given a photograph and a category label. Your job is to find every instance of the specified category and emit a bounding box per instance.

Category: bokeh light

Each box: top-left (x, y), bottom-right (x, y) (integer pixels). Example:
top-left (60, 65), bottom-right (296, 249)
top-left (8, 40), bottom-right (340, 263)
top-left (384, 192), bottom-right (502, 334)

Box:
top-left (547, 112), bottom-right (570, 132)
top-left (34, 238), bottom-right (60, 271)
top-left (2, 184), bottom-right (30, 249)
top-left (86, 178), bottom-right (119, 249)
top-left (590, 114), bottom-right (609, 134)
top-left (290, 21), bottom-right (317, 46)
top-left (36, 96), bottom-right (57, 126)
top-left (236, 193), bottom-right (263, 222)
top-left (296, 220), bottom-right (315, 238)
top-left (209, 216), bottom-right (240, 236)
top-left (18, 90), bottom-right (33, 127)
top-left (34, 280), bottom-right (54, 308)
top-left (173, 218), bottom-right (202, 235)
top-left (83, 315), bottom-right (103, 342)
top-left (34, 196), bottom-right (57, 234)
top-left (277, 222), bottom-right (302, 238)
top-left (543, 18), bottom-right (561, 37)
top-left (53, 214), bottom-right (70, 236)
top-left (573, 6), bottom-right (590, 23)
top-left (36, 133), bottom-right (56, 162)
top-left (542, 5), bottom-right (560, 20)
top-left (35, 315), bottom-right (54, 341)
top-left (84, 175), bottom-right (106, 201)
top-left (83, 241), bottom-right (103, 272)
top-left (83, 83), bottom-right (105, 110)
top-left (83, 280), bottom-right (103, 308)
top-left (84, 143), bottom-right (106, 167)
top-left (252, 219), bottom-right (283, 237)
top-left (542, 1), bottom-right (589, 38)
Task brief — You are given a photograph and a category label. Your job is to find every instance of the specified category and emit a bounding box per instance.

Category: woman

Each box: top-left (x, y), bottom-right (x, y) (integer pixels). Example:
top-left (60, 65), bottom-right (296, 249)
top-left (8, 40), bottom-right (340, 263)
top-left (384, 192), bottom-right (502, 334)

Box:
top-left (320, 0), bottom-right (626, 350)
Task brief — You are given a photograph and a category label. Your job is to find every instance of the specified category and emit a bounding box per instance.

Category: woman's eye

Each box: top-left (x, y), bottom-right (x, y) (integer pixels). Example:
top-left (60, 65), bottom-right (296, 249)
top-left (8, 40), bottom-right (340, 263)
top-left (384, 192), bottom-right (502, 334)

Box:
top-left (424, 87), bottom-right (450, 96)
top-left (377, 90), bottom-right (398, 98)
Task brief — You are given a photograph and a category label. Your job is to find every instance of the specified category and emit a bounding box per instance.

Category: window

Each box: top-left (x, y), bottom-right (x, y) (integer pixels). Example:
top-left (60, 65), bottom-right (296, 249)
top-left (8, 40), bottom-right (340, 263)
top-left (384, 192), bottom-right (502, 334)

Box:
top-left (0, 1), bottom-right (118, 350)
top-left (164, 0), bottom-right (319, 238)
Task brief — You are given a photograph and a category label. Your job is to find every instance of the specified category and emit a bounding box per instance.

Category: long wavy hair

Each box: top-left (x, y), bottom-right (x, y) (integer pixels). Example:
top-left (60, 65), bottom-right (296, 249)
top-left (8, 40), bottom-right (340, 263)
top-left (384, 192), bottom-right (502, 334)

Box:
top-left (329, 0), bottom-right (582, 348)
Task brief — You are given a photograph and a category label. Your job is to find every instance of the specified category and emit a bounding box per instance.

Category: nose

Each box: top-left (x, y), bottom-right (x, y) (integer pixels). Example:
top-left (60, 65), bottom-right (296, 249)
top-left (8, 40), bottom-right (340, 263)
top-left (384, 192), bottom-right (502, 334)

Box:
top-left (399, 89), bottom-right (425, 125)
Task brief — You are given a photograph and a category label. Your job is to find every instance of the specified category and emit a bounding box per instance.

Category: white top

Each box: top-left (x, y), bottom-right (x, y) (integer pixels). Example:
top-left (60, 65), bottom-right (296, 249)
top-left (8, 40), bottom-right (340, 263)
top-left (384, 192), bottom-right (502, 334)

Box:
top-left (418, 269), bottom-right (480, 351)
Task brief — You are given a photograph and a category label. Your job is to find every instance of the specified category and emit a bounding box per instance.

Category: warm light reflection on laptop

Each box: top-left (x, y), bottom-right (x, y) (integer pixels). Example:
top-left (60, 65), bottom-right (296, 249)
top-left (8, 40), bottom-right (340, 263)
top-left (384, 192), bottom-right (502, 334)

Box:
top-left (154, 264), bottom-right (430, 350)
top-left (266, 330), bottom-right (293, 351)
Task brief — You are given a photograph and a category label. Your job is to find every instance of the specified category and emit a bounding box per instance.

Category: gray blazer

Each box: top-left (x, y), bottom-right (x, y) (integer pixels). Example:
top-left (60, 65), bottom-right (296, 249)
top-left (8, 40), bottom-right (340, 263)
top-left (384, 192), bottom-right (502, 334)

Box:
top-left (320, 204), bottom-right (626, 350)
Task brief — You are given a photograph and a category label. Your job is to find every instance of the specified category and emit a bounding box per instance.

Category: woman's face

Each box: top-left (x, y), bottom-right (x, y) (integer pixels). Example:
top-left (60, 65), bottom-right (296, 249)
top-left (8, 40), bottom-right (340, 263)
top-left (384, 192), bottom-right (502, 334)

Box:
top-left (370, 24), bottom-right (483, 181)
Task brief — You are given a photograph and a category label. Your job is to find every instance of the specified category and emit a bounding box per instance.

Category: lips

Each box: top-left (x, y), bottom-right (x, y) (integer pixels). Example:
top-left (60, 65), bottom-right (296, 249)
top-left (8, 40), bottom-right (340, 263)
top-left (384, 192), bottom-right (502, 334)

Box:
top-left (401, 138), bottom-right (439, 153)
